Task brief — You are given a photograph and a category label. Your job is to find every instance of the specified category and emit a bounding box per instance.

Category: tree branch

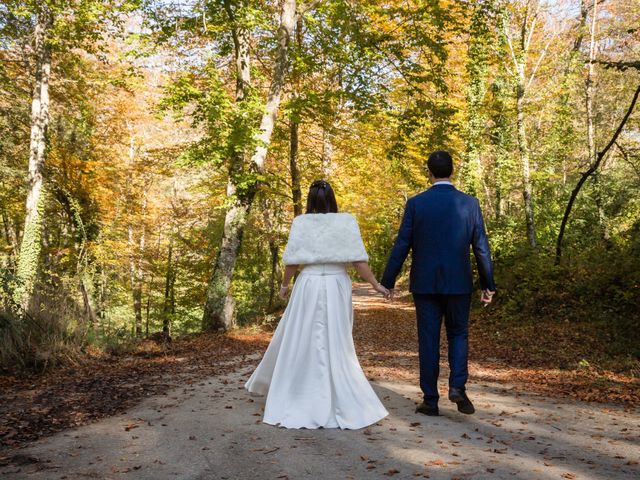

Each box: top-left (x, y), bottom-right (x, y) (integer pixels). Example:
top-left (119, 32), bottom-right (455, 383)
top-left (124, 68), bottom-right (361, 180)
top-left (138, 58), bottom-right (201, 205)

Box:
top-left (524, 13), bottom-right (536, 54)
top-left (592, 59), bottom-right (640, 71)
top-left (526, 30), bottom-right (559, 91)
top-left (298, 0), bottom-right (323, 15)
top-left (555, 83), bottom-right (640, 264)
top-left (503, 17), bottom-right (520, 73)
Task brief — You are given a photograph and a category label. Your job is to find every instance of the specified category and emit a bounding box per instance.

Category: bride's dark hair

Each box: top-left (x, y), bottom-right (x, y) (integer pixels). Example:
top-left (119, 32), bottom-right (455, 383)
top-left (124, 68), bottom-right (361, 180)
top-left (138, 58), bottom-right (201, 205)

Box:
top-left (306, 180), bottom-right (338, 214)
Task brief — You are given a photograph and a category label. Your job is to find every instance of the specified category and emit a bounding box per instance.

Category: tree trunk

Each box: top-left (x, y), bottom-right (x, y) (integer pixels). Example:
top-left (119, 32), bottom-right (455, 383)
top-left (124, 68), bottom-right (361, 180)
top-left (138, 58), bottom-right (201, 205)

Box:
top-left (503, 1), bottom-right (541, 247)
top-left (201, 5), bottom-right (252, 332)
top-left (267, 240), bottom-right (279, 310)
top-left (134, 192), bottom-right (146, 337)
top-left (128, 224), bottom-right (143, 336)
top-left (289, 120), bottom-right (303, 216)
top-left (1, 207), bottom-right (18, 268)
top-left (96, 264), bottom-right (106, 323)
top-left (462, 2), bottom-right (490, 203)
top-left (490, 75), bottom-right (510, 222)
top-left (15, 6), bottom-right (52, 309)
top-left (573, 0), bottom-right (589, 53)
top-left (593, 172), bottom-right (610, 244)
top-left (145, 294), bottom-right (151, 336)
top-left (79, 277), bottom-right (97, 328)
top-left (585, 0), bottom-right (597, 178)
top-left (289, 16), bottom-right (303, 216)
top-left (259, 196), bottom-right (281, 311)
top-left (202, 198), bottom-right (247, 330)
top-left (162, 236), bottom-right (175, 335)
top-left (247, 0), bottom-right (297, 173)
top-left (132, 276), bottom-right (143, 337)
top-left (202, 0), bottom-right (297, 331)
top-left (516, 79), bottom-right (537, 248)
top-left (126, 134), bottom-right (146, 337)
top-left (169, 264), bottom-right (175, 317)
top-left (582, 1), bottom-right (609, 244)
top-left (321, 127), bottom-right (334, 176)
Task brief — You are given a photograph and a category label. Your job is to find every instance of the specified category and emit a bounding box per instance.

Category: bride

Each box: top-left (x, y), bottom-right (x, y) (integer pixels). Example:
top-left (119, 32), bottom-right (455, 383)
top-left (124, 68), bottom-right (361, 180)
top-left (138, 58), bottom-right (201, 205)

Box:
top-left (245, 180), bottom-right (390, 429)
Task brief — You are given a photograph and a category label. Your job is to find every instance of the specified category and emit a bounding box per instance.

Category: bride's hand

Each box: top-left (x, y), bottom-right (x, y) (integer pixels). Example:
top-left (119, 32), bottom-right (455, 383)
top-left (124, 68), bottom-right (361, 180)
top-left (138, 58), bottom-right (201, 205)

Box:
top-left (279, 284), bottom-right (290, 300)
top-left (374, 282), bottom-right (390, 299)
top-left (480, 289), bottom-right (495, 305)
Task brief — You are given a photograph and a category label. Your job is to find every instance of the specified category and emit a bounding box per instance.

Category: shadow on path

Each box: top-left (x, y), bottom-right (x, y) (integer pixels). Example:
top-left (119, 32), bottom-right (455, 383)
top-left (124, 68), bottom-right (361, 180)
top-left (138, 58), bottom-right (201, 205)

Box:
top-left (1, 285), bottom-right (638, 479)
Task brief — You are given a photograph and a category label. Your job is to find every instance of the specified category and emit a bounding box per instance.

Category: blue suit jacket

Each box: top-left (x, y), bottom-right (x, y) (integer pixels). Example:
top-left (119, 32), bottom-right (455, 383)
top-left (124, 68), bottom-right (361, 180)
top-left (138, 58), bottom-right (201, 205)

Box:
top-left (380, 184), bottom-right (496, 294)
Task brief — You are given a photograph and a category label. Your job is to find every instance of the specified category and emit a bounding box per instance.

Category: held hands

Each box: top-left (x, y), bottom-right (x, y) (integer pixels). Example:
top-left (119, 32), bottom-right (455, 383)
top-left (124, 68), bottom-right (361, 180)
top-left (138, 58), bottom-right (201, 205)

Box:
top-left (480, 289), bottom-right (495, 306)
top-left (374, 282), bottom-right (391, 300)
top-left (279, 284), bottom-right (290, 300)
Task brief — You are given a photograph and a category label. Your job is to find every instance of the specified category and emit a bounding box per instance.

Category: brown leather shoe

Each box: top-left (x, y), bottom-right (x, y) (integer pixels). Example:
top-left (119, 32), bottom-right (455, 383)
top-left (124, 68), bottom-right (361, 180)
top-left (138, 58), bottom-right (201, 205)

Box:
top-left (415, 402), bottom-right (439, 416)
top-left (449, 388), bottom-right (475, 414)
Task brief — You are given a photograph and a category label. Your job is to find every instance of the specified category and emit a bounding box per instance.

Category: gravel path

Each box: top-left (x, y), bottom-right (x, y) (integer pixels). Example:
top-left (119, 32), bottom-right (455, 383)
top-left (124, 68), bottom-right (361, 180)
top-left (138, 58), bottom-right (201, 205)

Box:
top-left (2, 288), bottom-right (638, 480)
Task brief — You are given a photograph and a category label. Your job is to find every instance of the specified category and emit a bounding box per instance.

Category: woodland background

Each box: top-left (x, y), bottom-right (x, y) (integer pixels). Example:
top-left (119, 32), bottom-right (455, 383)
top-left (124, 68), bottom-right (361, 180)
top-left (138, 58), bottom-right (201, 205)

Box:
top-left (0, 0), bottom-right (639, 379)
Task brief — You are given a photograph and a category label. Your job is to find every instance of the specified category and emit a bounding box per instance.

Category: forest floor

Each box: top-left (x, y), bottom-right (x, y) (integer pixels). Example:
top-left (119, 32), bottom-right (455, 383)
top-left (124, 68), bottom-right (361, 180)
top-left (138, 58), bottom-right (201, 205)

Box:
top-left (1, 284), bottom-right (638, 479)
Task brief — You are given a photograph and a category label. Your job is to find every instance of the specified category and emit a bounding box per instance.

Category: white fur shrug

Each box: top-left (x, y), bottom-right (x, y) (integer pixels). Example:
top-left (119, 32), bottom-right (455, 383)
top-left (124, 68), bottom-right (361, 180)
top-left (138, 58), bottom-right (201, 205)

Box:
top-left (282, 213), bottom-right (369, 265)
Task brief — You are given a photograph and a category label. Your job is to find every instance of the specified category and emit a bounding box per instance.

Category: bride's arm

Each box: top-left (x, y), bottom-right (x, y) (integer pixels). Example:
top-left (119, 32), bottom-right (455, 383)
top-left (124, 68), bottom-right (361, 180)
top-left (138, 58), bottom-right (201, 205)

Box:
top-left (279, 264), bottom-right (299, 299)
top-left (281, 264), bottom-right (298, 286)
top-left (352, 262), bottom-right (390, 298)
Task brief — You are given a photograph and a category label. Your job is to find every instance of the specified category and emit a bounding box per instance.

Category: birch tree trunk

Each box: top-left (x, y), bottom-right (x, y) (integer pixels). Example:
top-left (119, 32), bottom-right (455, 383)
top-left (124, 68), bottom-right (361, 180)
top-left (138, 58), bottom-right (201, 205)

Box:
top-left (503, 1), bottom-right (542, 248)
top-left (125, 132), bottom-right (146, 337)
top-left (15, 6), bottom-right (52, 309)
top-left (202, 0), bottom-right (297, 331)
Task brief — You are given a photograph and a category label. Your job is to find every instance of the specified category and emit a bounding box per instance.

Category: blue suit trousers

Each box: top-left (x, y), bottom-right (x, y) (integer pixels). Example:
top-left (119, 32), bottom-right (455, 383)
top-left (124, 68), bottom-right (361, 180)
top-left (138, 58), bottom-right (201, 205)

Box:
top-left (412, 293), bottom-right (472, 408)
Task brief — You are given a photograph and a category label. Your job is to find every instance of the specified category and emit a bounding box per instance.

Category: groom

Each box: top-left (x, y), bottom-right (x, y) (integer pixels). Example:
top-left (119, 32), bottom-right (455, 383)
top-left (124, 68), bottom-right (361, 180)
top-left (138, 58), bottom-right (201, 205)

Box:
top-left (380, 151), bottom-right (496, 416)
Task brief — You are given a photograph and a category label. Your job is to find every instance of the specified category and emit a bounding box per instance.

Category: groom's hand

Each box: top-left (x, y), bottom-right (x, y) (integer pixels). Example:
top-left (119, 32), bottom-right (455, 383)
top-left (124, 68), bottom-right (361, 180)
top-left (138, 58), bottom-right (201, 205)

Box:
top-left (388, 288), bottom-right (396, 301)
top-left (480, 289), bottom-right (495, 305)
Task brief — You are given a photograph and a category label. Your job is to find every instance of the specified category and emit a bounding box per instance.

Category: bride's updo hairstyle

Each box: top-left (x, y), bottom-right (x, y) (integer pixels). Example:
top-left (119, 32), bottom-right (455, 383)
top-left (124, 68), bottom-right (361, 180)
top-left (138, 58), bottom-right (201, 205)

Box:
top-left (306, 180), bottom-right (338, 214)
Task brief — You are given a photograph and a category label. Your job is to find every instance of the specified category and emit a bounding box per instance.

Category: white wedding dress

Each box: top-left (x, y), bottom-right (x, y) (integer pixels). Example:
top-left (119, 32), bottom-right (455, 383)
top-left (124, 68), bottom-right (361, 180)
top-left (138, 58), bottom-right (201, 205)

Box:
top-left (244, 262), bottom-right (389, 429)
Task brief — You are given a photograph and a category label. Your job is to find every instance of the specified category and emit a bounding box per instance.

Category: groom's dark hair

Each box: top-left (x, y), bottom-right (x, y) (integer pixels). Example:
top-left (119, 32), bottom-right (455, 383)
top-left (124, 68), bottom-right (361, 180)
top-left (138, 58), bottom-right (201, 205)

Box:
top-left (427, 151), bottom-right (453, 178)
